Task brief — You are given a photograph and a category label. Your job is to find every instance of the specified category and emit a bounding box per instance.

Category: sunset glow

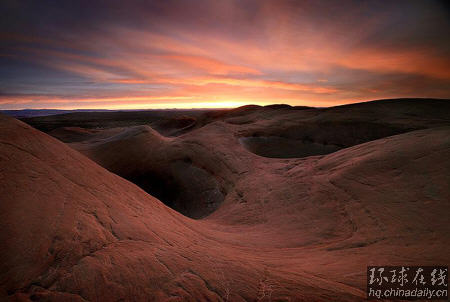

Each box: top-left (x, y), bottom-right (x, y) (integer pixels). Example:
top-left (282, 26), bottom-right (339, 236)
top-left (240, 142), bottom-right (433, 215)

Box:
top-left (1, 0), bottom-right (449, 109)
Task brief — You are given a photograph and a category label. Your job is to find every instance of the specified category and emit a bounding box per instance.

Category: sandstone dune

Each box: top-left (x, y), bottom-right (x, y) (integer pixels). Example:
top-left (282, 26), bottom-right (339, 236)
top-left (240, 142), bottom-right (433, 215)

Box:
top-left (1, 99), bottom-right (450, 301)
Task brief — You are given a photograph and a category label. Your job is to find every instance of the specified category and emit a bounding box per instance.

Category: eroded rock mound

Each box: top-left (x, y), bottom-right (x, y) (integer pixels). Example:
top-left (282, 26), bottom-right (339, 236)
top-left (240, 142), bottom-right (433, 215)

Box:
top-left (239, 136), bottom-right (342, 158)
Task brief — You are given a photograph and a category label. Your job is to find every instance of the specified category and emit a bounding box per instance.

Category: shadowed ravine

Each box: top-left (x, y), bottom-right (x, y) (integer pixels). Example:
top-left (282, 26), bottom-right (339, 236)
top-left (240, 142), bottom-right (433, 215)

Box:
top-left (44, 98), bottom-right (450, 219)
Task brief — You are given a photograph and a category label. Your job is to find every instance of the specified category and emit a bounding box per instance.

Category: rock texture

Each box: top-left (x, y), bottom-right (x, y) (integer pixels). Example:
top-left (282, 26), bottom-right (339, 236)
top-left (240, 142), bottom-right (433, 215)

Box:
top-left (1, 99), bottom-right (450, 301)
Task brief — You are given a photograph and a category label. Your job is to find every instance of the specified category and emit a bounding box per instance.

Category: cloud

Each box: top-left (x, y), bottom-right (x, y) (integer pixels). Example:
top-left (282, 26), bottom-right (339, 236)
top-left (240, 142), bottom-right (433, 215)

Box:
top-left (0, 0), bottom-right (449, 109)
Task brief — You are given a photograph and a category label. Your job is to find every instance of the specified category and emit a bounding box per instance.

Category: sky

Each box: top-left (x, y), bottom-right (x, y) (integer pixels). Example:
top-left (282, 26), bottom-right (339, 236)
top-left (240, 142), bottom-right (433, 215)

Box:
top-left (0, 0), bottom-right (449, 109)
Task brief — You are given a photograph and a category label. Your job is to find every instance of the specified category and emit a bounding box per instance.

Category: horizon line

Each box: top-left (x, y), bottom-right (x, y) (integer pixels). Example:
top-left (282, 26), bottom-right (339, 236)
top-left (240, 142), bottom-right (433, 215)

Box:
top-left (1, 97), bottom-right (448, 112)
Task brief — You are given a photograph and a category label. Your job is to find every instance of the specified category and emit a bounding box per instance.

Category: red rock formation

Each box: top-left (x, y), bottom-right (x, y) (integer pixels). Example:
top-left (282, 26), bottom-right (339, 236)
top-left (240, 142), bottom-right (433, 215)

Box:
top-left (1, 99), bottom-right (449, 301)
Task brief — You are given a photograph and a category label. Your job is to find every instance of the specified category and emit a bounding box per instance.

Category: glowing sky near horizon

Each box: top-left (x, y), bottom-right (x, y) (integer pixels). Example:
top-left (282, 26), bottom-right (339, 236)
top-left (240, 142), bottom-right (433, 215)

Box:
top-left (0, 0), bottom-right (449, 109)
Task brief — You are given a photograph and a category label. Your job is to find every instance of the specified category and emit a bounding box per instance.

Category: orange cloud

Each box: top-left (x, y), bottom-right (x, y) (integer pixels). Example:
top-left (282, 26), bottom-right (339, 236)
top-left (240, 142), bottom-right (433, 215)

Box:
top-left (163, 77), bottom-right (338, 94)
top-left (1, 1), bottom-right (449, 110)
top-left (336, 48), bottom-right (450, 80)
top-left (162, 54), bottom-right (261, 75)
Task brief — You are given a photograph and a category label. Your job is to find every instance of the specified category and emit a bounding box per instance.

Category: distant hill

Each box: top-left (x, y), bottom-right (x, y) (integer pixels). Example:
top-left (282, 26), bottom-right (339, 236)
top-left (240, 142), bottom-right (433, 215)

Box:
top-left (0, 109), bottom-right (113, 118)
